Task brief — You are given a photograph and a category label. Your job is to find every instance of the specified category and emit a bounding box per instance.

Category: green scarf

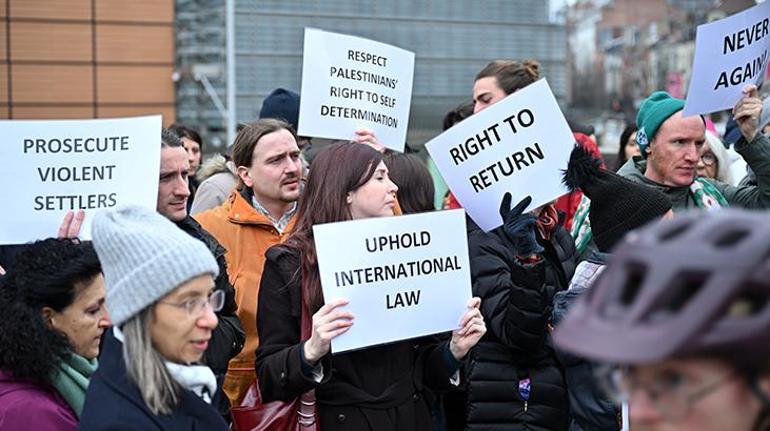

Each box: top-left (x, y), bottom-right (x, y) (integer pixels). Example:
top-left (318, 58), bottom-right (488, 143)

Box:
top-left (50, 353), bottom-right (98, 417)
top-left (570, 179), bottom-right (728, 255)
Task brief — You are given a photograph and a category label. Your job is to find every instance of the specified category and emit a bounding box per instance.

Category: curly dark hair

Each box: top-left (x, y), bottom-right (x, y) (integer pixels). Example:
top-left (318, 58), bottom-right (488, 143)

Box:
top-left (0, 238), bottom-right (101, 385)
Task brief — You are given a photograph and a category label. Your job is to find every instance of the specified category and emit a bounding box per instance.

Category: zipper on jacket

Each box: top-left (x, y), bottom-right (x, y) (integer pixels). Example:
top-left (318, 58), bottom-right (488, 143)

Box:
top-left (524, 400), bottom-right (528, 412)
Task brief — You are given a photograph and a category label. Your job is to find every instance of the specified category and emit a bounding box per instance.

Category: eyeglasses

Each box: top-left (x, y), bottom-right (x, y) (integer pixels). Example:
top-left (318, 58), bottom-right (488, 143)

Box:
top-left (700, 152), bottom-right (717, 166)
top-left (158, 289), bottom-right (224, 318)
top-left (596, 365), bottom-right (737, 421)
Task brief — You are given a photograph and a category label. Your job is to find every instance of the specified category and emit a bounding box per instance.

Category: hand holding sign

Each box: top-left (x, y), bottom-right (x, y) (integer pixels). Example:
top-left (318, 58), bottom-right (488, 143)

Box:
top-left (733, 84), bottom-right (763, 142)
top-left (353, 128), bottom-right (386, 153)
top-left (57, 210), bottom-right (85, 239)
top-left (499, 194), bottom-right (544, 257)
top-left (303, 298), bottom-right (355, 364)
top-left (449, 297), bottom-right (486, 360)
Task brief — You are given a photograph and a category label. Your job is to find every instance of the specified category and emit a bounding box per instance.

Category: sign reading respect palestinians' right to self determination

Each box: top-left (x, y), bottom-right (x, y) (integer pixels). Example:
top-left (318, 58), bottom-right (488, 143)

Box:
top-left (425, 79), bottom-right (573, 232)
top-left (0, 116), bottom-right (162, 244)
top-left (683, 0), bottom-right (770, 116)
top-left (313, 209), bottom-right (471, 353)
top-left (297, 28), bottom-right (415, 152)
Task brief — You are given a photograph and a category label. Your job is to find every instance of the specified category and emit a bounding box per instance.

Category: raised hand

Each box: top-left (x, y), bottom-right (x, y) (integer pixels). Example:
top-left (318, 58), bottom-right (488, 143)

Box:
top-left (498, 193), bottom-right (544, 256)
top-left (733, 84), bottom-right (763, 142)
top-left (353, 129), bottom-right (386, 153)
top-left (303, 298), bottom-right (354, 364)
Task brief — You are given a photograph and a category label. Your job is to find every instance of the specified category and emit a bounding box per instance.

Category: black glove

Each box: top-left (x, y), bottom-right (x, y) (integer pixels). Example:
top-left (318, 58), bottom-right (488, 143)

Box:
top-left (499, 193), bottom-right (544, 256)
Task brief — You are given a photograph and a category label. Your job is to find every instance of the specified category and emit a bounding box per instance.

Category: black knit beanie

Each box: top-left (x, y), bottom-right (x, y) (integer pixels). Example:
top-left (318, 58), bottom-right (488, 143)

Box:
top-left (259, 88), bottom-right (300, 131)
top-left (562, 145), bottom-right (672, 252)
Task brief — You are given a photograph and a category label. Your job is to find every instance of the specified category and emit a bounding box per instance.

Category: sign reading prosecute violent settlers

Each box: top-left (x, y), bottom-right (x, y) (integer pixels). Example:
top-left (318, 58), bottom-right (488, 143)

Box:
top-left (297, 28), bottom-right (415, 152)
top-left (0, 116), bottom-right (162, 244)
top-left (425, 79), bottom-right (573, 232)
top-left (683, 1), bottom-right (770, 116)
top-left (313, 209), bottom-right (471, 353)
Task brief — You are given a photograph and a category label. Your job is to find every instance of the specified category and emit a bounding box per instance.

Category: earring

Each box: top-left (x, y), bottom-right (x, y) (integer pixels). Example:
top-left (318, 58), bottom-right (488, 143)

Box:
top-left (346, 194), bottom-right (352, 204)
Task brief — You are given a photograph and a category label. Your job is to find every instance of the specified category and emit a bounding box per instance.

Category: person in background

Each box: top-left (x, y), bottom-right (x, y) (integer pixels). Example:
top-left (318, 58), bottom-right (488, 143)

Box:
top-left (434, 101), bottom-right (475, 210)
top-left (554, 133), bottom-right (605, 231)
top-left (157, 129), bottom-right (244, 420)
top-left (190, 153), bottom-right (238, 215)
top-left (555, 209), bottom-right (770, 431)
top-left (616, 123), bottom-right (639, 171)
top-left (255, 143), bottom-right (485, 430)
top-left (555, 144), bottom-right (673, 430)
top-left (382, 151), bottom-right (435, 214)
top-left (168, 123), bottom-right (204, 210)
top-left (80, 206), bottom-right (228, 430)
top-left (0, 239), bottom-right (108, 430)
top-left (697, 131), bottom-right (733, 184)
top-left (465, 58), bottom-right (577, 430)
top-left (194, 118), bottom-right (303, 407)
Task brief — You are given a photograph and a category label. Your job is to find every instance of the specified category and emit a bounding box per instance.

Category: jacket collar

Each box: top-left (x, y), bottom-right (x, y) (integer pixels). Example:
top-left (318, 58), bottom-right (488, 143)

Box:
top-left (225, 187), bottom-right (297, 232)
top-left (175, 215), bottom-right (226, 259)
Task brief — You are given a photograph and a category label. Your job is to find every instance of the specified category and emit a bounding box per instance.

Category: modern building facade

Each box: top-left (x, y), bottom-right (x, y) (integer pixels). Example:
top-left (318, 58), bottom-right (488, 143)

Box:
top-left (176, 0), bottom-right (567, 150)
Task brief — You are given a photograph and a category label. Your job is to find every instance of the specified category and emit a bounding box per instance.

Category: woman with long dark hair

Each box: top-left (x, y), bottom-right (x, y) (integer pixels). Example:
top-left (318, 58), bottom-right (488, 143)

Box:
top-left (0, 238), bottom-right (108, 430)
top-left (255, 143), bottom-right (486, 430)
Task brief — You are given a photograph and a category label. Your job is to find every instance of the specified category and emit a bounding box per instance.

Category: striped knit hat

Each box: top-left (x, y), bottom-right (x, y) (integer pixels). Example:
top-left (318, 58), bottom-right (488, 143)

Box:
top-left (91, 206), bottom-right (219, 326)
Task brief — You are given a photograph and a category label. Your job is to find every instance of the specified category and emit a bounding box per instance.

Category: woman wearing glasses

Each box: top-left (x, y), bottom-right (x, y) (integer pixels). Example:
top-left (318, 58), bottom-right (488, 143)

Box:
top-left (80, 206), bottom-right (229, 430)
top-left (696, 131), bottom-right (733, 184)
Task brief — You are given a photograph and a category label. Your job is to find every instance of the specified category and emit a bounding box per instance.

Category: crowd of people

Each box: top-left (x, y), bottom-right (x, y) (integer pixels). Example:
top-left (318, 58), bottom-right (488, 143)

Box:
top-left (1, 53), bottom-right (769, 431)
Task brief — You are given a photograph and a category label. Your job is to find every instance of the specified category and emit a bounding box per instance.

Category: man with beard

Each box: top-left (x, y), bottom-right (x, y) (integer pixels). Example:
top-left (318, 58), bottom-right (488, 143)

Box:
top-left (156, 129), bottom-right (245, 421)
top-left (194, 118), bottom-right (303, 407)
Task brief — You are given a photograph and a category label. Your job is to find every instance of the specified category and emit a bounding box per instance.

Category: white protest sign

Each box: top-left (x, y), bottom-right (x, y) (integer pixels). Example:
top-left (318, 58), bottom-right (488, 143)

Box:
top-left (683, 1), bottom-right (770, 116)
top-left (314, 209), bottom-right (471, 353)
top-left (425, 79), bottom-right (572, 232)
top-left (0, 116), bottom-right (162, 244)
top-left (298, 28), bottom-right (415, 152)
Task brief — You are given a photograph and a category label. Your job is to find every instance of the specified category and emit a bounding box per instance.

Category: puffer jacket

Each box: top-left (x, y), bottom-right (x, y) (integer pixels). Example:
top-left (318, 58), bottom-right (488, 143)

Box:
top-left (465, 216), bottom-right (576, 431)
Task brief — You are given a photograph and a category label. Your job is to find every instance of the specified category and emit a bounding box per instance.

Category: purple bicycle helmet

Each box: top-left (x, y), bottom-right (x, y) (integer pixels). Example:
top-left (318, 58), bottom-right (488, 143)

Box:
top-left (554, 209), bottom-right (770, 365)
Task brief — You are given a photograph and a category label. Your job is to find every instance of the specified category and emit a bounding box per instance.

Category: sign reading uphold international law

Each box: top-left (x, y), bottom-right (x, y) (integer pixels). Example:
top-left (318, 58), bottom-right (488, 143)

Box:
top-left (314, 209), bottom-right (471, 353)
top-left (683, 0), bottom-right (770, 116)
top-left (425, 79), bottom-right (573, 232)
top-left (0, 116), bottom-right (162, 244)
top-left (297, 28), bottom-right (415, 152)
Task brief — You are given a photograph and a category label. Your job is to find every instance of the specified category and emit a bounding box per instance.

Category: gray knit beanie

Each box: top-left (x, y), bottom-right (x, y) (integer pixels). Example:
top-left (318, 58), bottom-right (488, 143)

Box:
top-left (91, 206), bottom-right (219, 327)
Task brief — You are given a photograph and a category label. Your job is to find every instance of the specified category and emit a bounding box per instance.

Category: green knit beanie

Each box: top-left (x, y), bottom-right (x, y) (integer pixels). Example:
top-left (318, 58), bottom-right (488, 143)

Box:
top-left (635, 91), bottom-right (685, 159)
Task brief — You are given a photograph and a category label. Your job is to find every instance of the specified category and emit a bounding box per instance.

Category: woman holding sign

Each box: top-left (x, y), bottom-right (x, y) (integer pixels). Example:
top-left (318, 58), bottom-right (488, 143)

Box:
top-left (255, 143), bottom-right (486, 430)
top-left (465, 59), bottom-right (578, 430)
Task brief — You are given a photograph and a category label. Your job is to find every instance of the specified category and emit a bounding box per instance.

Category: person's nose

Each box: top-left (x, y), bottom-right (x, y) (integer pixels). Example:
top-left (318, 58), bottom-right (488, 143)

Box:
top-left (388, 178), bottom-right (398, 195)
top-left (683, 144), bottom-right (700, 163)
top-left (174, 176), bottom-right (191, 198)
top-left (98, 308), bottom-right (112, 329)
top-left (629, 388), bottom-right (664, 425)
top-left (197, 305), bottom-right (219, 330)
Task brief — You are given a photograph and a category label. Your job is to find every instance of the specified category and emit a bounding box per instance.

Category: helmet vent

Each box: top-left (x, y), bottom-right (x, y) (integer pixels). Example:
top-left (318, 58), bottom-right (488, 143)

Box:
top-left (713, 229), bottom-right (749, 248)
top-left (726, 287), bottom-right (767, 318)
top-left (620, 267), bottom-right (645, 306)
top-left (658, 222), bottom-right (690, 242)
top-left (666, 272), bottom-right (707, 312)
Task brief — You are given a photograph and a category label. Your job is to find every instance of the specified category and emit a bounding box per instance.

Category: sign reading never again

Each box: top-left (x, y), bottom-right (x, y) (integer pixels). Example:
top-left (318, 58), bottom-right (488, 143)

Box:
top-left (425, 79), bottom-right (573, 232)
top-left (683, 1), bottom-right (770, 116)
top-left (0, 115), bottom-right (162, 244)
top-left (313, 209), bottom-right (471, 353)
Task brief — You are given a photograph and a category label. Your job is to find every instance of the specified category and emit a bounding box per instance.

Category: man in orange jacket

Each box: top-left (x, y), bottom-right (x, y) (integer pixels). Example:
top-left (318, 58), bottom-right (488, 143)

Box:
top-left (195, 118), bottom-right (303, 406)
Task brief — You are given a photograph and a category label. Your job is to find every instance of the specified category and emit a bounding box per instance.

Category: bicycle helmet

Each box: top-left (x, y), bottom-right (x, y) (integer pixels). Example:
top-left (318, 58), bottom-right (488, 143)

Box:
top-left (553, 209), bottom-right (770, 365)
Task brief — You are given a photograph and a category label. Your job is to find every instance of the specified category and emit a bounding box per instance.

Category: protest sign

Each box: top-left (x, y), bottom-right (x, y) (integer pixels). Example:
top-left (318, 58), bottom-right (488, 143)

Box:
top-left (425, 79), bottom-right (573, 232)
top-left (313, 209), bottom-right (471, 353)
top-left (683, 1), bottom-right (770, 116)
top-left (297, 28), bottom-right (415, 152)
top-left (0, 116), bottom-right (162, 244)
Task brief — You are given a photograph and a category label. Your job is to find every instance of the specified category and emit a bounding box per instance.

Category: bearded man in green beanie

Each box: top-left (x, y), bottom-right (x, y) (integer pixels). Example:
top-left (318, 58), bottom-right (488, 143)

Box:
top-left (571, 84), bottom-right (770, 256)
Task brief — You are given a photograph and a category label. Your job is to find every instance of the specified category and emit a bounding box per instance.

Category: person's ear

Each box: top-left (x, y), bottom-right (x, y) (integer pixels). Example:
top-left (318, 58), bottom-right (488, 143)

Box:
top-left (236, 166), bottom-right (253, 188)
top-left (41, 307), bottom-right (56, 329)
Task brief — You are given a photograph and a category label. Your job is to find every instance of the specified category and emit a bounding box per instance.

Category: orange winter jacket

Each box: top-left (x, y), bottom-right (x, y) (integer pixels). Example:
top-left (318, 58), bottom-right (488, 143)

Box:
top-left (194, 189), bottom-right (296, 376)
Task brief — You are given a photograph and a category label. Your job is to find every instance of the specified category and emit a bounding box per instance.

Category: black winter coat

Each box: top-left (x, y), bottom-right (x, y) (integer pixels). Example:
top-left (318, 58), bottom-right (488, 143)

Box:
top-left (255, 245), bottom-right (460, 431)
top-left (176, 215), bottom-right (245, 416)
top-left (79, 330), bottom-right (229, 430)
top-left (465, 217), bottom-right (577, 431)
